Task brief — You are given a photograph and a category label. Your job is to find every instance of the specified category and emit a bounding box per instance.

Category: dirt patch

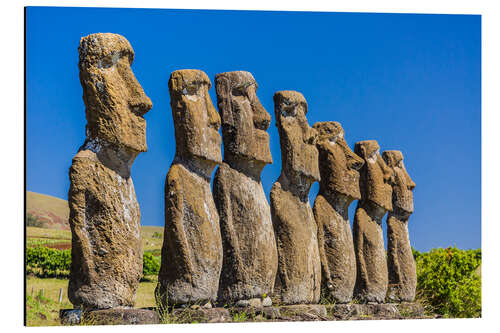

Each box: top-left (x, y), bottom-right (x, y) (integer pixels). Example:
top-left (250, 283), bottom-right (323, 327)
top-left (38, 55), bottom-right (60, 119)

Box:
top-left (45, 243), bottom-right (71, 250)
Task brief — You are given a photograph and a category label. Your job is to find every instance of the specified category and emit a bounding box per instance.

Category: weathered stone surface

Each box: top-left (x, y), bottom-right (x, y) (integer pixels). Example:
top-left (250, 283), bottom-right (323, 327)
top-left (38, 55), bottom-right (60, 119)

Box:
top-left (383, 151), bottom-right (417, 302)
top-left (280, 304), bottom-right (327, 317)
top-left (325, 303), bottom-right (400, 320)
top-left (270, 91), bottom-right (321, 304)
top-left (81, 308), bottom-right (160, 325)
top-left (235, 297), bottom-right (262, 307)
top-left (60, 309), bottom-right (82, 325)
top-left (353, 140), bottom-right (393, 303)
top-left (213, 71), bottom-right (277, 304)
top-left (68, 33), bottom-right (152, 310)
top-left (157, 69), bottom-right (223, 306)
top-left (312, 122), bottom-right (364, 303)
top-left (171, 307), bottom-right (232, 323)
top-left (262, 296), bottom-right (272, 307)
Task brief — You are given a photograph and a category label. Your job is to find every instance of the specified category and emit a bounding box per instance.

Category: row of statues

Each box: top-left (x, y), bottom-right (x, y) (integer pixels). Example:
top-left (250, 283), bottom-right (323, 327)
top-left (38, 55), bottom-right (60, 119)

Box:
top-left (68, 33), bottom-right (416, 311)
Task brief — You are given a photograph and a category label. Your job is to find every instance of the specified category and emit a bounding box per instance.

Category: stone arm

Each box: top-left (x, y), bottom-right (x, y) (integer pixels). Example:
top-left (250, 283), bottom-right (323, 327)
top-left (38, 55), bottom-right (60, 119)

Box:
top-left (164, 169), bottom-right (195, 280)
top-left (270, 185), bottom-right (292, 289)
top-left (213, 167), bottom-right (244, 280)
top-left (353, 209), bottom-right (369, 290)
top-left (387, 215), bottom-right (403, 283)
top-left (313, 196), bottom-right (332, 289)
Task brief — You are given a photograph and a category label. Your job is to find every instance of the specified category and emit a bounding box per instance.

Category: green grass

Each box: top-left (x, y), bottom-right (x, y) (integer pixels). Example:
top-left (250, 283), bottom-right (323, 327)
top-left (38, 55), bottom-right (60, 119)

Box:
top-left (27, 237), bottom-right (70, 247)
top-left (140, 226), bottom-right (164, 252)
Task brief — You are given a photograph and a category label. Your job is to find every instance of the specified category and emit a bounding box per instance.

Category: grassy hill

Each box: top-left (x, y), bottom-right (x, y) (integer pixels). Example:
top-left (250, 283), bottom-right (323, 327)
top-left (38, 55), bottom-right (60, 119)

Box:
top-left (26, 191), bottom-right (70, 230)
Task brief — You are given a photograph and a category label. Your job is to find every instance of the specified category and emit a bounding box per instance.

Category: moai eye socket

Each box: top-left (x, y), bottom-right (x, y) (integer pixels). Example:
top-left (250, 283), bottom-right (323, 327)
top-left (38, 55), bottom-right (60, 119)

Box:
top-left (367, 149), bottom-right (379, 163)
top-left (232, 86), bottom-right (246, 97)
top-left (280, 105), bottom-right (297, 117)
top-left (182, 85), bottom-right (199, 96)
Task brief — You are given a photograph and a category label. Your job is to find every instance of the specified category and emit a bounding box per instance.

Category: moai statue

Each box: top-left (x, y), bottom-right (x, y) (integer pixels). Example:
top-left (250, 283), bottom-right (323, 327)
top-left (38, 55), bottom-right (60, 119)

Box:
top-left (270, 91), bottom-right (321, 304)
top-left (68, 33), bottom-right (152, 309)
top-left (312, 122), bottom-right (364, 303)
top-left (353, 140), bottom-right (393, 303)
top-left (382, 151), bottom-right (417, 302)
top-left (213, 71), bottom-right (278, 306)
top-left (157, 70), bottom-right (223, 307)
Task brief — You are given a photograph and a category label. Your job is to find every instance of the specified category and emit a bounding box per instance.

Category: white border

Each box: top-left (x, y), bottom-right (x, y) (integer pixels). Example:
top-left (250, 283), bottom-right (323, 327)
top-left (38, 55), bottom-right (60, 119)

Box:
top-left (2, 1), bottom-right (497, 332)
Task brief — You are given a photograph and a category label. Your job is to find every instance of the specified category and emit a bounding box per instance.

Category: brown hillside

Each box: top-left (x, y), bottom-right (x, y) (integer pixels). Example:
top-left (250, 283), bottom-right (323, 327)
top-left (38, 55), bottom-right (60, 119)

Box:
top-left (26, 191), bottom-right (70, 230)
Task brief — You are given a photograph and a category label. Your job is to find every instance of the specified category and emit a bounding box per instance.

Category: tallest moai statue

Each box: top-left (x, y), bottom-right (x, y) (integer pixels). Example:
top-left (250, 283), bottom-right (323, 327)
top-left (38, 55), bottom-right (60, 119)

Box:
top-left (68, 33), bottom-right (152, 310)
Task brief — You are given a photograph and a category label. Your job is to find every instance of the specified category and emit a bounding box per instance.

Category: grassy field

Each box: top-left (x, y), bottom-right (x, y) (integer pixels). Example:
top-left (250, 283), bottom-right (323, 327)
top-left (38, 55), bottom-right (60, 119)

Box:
top-left (26, 276), bottom-right (158, 326)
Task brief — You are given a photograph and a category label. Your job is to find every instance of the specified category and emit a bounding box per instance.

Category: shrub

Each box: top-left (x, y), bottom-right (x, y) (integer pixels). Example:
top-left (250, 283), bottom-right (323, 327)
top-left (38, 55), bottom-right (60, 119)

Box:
top-left (26, 213), bottom-right (46, 228)
top-left (26, 246), bottom-right (161, 280)
top-left (142, 252), bottom-right (161, 277)
top-left (413, 246), bottom-right (481, 318)
top-left (26, 246), bottom-right (71, 278)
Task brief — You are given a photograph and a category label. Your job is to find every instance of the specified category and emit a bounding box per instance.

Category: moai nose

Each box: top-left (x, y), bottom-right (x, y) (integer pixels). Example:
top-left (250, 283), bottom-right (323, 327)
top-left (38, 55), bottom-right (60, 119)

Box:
top-left (408, 177), bottom-right (416, 190)
top-left (207, 94), bottom-right (221, 131)
top-left (347, 151), bottom-right (365, 171)
top-left (127, 70), bottom-right (152, 116)
top-left (253, 98), bottom-right (271, 130)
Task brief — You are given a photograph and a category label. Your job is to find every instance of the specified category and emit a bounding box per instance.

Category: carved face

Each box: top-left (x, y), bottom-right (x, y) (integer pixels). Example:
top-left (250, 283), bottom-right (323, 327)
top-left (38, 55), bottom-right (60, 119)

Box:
top-left (79, 33), bottom-right (152, 153)
top-left (314, 122), bottom-right (364, 201)
top-left (274, 91), bottom-right (320, 183)
top-left (355, 140), bottom-right (393, 211)
top-left (169, 69), bottom-right (222, 164)
top-left (382, 151), bottom-right (415, 214)
top-left (215, 71), bottom-right (272, 165)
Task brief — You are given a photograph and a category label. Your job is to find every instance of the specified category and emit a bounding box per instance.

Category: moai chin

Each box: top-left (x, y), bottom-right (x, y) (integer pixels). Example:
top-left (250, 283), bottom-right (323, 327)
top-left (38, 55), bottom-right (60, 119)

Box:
top-left (68, 33), bottom-right (152, 310)
top-left (270, 91), bottom-right (321, 304)
top-left (382, 150), bottom-right (417, 302)
top-left (157, 69), bottom-right (223, 307)
top-left (353, 140), bottom-right (393, 303)
top-left (213, 71), bottom-right (278, 305)
top-left (312, 122), bottom-right (364, 303)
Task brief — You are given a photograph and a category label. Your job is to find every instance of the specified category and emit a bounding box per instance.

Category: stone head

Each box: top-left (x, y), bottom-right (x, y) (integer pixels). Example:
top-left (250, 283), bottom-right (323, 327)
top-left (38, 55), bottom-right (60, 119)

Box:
top-left (79, 33), bottom-right (152, 153)
top-left (169, 69), bottom-right (222, 165)
top-left (382, 150), bottom-right (415, 215)
top-left (313, 122), bottom-right (364, 202)
top-left (274, 91), bottom-right (320, 183)
top-left (354, 140), bottom-right (393, 211)
top-left (214, 71), bottom-right (272, 166)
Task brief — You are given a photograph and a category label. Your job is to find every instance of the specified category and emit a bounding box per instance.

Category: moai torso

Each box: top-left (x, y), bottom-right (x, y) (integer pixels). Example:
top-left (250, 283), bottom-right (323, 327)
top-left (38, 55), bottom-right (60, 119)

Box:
top-left (353, 140), bottom-right (393, 303)
top-left (312, 122), bottom-right (364, 303)
top-left (68, 33), bottom-right (152, 310)
top-left (383, 151), bottom-right (417, 302)
top-left (213, 71), bottom-right (277, 304)
top-left (270, 91), bottom-right (321, 304)
top-left (157, 70), bottom-right (223, 306)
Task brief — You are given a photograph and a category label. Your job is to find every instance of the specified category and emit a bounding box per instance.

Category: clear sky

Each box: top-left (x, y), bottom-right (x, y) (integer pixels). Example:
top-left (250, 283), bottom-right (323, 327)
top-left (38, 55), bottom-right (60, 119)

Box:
top-left (26, 7), bottom-right (481, 252)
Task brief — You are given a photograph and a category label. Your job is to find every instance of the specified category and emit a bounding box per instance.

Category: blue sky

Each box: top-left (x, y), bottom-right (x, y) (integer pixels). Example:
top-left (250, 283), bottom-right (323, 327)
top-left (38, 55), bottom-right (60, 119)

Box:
top-left (26, 7), bottom-right (481, 252)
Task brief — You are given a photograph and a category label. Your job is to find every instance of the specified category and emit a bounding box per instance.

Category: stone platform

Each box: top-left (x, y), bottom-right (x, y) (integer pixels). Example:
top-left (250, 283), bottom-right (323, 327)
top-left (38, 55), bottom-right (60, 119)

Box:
top-left (60, 303), bottom-right (427, 325)
top-left (60, 308), bottom-right (160, 325)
